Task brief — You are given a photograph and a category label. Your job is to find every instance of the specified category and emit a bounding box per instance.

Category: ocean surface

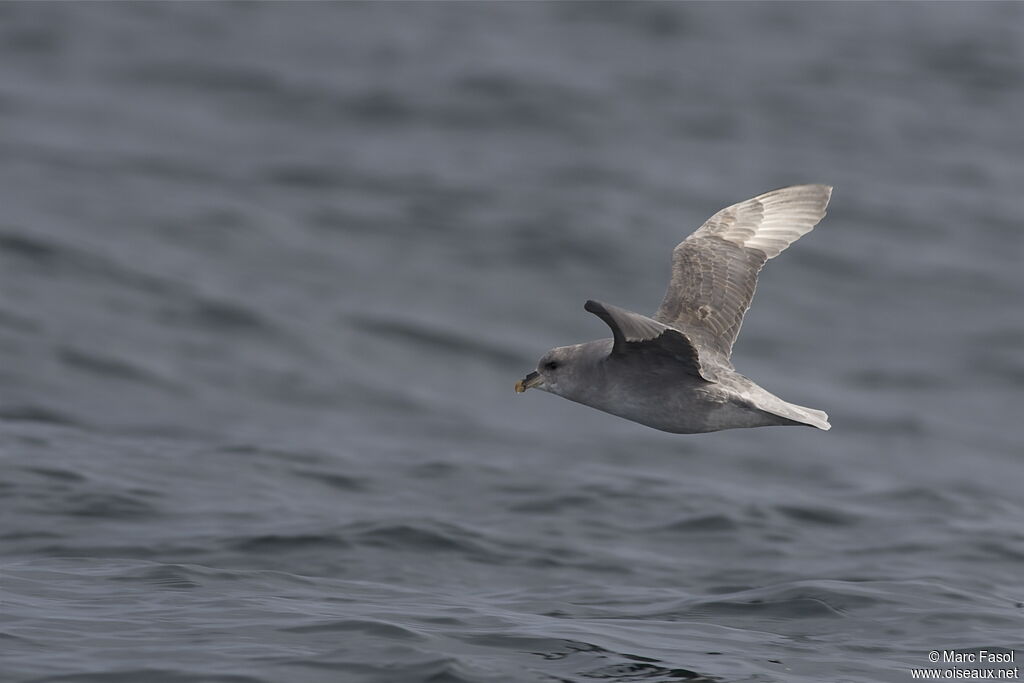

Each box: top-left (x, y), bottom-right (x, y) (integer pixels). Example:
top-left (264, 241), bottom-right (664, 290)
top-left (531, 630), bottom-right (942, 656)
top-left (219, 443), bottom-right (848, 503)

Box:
top-left (1, 3), bottom-right (1022, 682)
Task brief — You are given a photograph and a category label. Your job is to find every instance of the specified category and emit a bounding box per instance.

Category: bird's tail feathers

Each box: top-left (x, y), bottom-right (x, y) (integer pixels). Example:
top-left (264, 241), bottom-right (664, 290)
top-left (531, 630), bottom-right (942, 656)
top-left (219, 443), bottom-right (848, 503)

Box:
top-left (767, 401), bottom-right (831, 431)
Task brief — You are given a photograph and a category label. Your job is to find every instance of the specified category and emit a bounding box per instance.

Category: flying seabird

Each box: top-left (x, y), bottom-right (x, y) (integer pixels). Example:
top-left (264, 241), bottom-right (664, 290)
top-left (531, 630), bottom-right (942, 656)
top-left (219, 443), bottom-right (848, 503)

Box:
top-left (515, 184), bottom-right (832, 433)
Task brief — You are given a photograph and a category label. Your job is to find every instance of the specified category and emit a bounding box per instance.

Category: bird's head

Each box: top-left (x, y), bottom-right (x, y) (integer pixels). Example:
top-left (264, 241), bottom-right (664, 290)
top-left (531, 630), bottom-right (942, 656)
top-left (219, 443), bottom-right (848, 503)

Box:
top-left (514, 344), bottom-right (598, 399)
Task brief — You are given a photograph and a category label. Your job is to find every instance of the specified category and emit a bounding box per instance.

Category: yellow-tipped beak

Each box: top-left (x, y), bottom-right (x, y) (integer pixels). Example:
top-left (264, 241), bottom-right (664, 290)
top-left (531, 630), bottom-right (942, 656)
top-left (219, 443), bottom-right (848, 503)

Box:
top-left (514, 371), bottom-right (541, 393)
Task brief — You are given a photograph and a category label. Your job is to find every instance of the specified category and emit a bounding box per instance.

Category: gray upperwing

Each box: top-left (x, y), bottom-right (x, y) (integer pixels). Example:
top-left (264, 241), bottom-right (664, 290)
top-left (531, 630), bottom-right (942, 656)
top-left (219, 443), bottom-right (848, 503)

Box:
top-left (654, 185), bottom-right (832, 360)
top-left (583, 299), bottom-right (711, 381)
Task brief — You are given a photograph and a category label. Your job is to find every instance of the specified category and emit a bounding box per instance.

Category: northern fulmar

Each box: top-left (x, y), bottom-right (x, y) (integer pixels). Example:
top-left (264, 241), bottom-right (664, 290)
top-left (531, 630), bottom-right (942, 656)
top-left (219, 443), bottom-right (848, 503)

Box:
top-left (515, 185), bottom-right (832, 434)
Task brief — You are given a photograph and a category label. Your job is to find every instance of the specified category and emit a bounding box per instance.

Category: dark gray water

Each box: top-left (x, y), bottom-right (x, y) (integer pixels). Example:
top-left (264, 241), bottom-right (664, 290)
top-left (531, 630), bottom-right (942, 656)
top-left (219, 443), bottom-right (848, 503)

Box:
top-left (2, 3), bottom-right (1023, 682)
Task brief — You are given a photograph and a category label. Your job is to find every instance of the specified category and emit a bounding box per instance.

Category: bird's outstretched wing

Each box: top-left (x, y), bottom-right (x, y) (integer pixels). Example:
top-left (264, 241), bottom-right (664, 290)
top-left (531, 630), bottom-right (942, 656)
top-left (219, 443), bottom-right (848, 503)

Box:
top-left (584, 300), bottom-right (711, 381)
top-left (654, 185), bottom-right (832, 361)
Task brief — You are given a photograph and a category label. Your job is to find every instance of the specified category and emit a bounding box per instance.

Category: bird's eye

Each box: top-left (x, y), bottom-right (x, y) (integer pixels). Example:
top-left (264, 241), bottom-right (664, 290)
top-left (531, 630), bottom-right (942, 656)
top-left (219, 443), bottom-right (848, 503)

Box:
top-left (544, 361), bottom-right (558, 371)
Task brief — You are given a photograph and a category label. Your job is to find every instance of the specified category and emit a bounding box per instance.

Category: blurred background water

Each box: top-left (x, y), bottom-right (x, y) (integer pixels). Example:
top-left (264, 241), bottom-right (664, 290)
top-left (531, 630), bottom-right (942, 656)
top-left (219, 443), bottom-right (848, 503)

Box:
top-left (1, 3), bottom-right (1022, 682)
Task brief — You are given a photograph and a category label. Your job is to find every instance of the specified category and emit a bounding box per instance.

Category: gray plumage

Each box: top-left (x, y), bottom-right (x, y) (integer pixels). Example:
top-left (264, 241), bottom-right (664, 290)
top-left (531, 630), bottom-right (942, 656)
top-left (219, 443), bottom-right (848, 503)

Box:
top-left (515, 185), bottom-right (832, 434)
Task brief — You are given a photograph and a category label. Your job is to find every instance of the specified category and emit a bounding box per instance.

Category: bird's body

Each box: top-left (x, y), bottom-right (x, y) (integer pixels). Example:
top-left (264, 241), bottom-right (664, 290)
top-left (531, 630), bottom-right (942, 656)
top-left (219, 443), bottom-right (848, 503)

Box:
top-left (516, 185), bottom-right (833, 434)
